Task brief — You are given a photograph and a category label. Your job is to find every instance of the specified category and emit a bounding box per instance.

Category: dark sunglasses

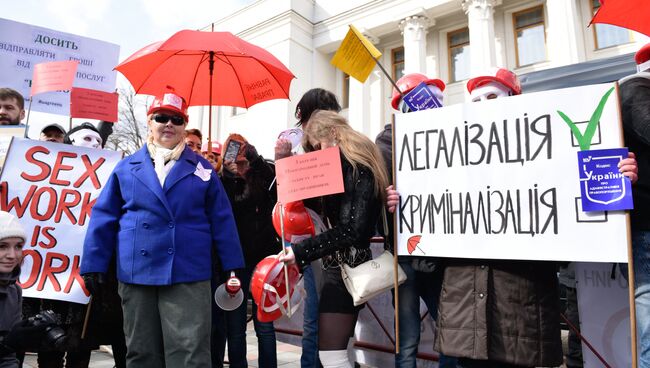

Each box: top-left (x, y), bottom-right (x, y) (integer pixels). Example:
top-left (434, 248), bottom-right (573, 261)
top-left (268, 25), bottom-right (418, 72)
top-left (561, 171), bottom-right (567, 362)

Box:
top-left (153, 114), bottom-right (185, 126)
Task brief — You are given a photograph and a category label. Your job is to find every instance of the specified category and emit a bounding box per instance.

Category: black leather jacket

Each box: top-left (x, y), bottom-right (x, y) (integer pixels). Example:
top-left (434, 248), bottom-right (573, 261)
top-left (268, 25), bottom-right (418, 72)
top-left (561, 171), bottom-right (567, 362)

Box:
top-left (292, 156), bottom-right (381, 269)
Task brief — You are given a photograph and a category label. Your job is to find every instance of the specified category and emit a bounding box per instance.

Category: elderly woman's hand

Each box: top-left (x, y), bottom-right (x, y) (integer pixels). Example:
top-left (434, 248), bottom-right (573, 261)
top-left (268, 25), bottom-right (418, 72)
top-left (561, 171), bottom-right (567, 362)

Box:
top-left (386, 185), bottom-right (400, 213)
top-left (275, 138), bottom-right (292, 160)
top-left (619, 151), bottom-right (639, 185)
top-left (277, 247), bottom-right (296, 265)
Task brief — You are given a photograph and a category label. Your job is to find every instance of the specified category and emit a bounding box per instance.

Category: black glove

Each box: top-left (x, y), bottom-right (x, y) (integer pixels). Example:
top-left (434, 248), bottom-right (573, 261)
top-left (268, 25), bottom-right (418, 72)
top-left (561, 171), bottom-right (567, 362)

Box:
top-left (244, 143), bottom-right (259, 162)
top-left (82, 272), bottom-right (106, 296)
top-left (2, 319), bottom-right (52, 352)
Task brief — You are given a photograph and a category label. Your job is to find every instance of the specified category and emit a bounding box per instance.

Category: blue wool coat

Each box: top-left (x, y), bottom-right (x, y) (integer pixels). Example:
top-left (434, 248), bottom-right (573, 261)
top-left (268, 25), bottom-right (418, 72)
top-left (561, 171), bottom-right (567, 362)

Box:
top-left (81, 145), bottom-right (244, 285)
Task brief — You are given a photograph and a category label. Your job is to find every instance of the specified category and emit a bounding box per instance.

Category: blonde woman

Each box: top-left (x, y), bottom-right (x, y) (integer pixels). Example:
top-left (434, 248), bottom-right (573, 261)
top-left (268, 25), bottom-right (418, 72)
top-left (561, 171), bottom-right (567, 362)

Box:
top-left (279, 110), bottom-right (389, 368)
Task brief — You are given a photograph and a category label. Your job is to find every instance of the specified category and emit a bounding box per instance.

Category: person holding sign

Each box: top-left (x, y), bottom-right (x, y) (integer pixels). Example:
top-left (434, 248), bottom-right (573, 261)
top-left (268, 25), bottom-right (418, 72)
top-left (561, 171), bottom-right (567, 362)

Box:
top-left (278, 110), bottom-right (389, 368)
top-left (376, 73), bottom-right (456, 368)
top-left (275, 87), bottom-right (341, 368)
top-left (80, 92), bottom-right (244, 368)
top-left (619, 43), bottom-right (650, 367)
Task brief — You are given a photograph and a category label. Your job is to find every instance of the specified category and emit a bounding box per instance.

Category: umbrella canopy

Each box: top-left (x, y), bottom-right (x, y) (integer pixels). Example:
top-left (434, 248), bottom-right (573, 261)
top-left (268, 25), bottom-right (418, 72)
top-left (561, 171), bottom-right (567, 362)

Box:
top-left (590, 0), bottom-right (650, 37)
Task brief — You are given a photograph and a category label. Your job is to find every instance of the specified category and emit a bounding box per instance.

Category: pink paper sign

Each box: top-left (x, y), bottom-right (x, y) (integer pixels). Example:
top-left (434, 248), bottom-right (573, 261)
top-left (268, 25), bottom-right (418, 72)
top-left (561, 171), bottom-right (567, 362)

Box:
top-left (30, 60), bottom-right (79, 97)
top-left (70, 87), bottom-right (118, 122)
top-left (276, 146), bottom-right (344, 204)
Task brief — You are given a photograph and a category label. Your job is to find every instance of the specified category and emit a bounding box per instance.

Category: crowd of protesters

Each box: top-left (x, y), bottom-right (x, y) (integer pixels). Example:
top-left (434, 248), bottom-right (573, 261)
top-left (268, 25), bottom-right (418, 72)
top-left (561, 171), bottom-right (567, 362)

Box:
top-left (0, 41), bottom-right (649, 368)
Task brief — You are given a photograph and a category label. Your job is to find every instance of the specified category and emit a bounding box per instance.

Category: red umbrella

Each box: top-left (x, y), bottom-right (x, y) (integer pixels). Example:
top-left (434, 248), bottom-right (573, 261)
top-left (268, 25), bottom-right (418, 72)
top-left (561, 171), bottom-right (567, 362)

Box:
top-left (115, 29), bottom-right (295, 147)
top-left (590, 0), bottom-right (650, 37)
top-left (406, 235), bottom-right (425, 255)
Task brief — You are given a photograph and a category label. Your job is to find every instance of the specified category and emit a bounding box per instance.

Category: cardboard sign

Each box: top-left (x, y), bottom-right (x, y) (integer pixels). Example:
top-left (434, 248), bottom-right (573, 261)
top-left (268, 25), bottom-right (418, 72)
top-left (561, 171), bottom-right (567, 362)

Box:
top-left (394, 83), bottom-right (629, 262)
top-left (577, 148), bottom-right (633, 211)
top-left (30, 60), bottom-right (78, 96)
top-left (330, 25), bottom-right (382, 83)
top-left (275, 146), bottom-right (344, 204)
top-left (0, 18), bottom-right (120, 115)
top-left (70, 87), bottom-right (118, 122)
top-left (403, 82), bottom-right (442, 111)
top-left (0, 138), bottom-right (121, 304)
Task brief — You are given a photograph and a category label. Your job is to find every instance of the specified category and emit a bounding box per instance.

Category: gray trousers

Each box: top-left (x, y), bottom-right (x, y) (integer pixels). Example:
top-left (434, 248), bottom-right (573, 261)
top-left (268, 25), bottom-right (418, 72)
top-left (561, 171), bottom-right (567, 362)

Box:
top-left (118, 281), bottom-right (211, 368)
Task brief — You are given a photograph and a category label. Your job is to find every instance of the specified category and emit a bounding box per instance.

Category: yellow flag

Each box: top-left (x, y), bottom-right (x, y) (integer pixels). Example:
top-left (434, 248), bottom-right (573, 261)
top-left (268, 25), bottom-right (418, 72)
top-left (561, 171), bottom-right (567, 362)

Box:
top-left (330, 25), bottom-right (382, 83)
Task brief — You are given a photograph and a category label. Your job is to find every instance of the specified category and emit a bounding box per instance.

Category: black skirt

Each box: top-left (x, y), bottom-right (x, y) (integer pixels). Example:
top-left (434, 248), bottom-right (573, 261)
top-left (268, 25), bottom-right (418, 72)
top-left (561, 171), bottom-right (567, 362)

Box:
top-left (318, 266), bottom-right (364, 314)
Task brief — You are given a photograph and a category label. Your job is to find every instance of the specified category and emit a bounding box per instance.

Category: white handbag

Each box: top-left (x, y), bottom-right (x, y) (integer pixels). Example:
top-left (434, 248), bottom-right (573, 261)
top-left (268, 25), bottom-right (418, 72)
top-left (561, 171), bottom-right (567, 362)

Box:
top-left (340, 209), bottom-right (407, 306)
top-left (341, 250), bottom-right (407, 306)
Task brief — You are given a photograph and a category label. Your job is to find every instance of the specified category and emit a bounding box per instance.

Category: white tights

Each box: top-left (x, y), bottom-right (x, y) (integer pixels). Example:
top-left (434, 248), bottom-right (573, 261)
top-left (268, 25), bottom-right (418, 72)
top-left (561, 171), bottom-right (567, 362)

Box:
top-left (319, 350), bottom-right (352, 368)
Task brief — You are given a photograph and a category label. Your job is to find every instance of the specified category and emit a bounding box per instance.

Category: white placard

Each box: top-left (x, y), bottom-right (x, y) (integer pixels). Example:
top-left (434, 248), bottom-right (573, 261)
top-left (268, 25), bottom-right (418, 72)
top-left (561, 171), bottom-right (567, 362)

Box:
top-left (0, 18), bottom-right (119, 115)
top-left (395, 83), bottom-right (629, 262)
top-left (0, 138), bottom-right (121, 304)
top-left (576, 262), bottom-right (632, 368)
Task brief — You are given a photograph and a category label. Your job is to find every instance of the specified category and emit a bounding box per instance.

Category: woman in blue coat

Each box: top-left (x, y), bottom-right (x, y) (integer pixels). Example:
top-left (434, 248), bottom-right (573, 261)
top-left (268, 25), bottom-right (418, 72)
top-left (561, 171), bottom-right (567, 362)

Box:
top-left (80, 93), bottom-right (244, 368)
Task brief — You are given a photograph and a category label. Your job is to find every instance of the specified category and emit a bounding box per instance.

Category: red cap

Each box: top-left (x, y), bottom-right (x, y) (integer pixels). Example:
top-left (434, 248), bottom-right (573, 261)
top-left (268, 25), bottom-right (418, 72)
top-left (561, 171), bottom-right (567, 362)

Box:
top-left (467, 68), bottom-right (522, 96)
top-left (391, 73), bottom-right (446, 110)
top-left (205, 141), bottom-right (222, 155)
top-left (635, 43), bottom-right (650, 65)
top-left (147, 92), bottom-right (189, 121)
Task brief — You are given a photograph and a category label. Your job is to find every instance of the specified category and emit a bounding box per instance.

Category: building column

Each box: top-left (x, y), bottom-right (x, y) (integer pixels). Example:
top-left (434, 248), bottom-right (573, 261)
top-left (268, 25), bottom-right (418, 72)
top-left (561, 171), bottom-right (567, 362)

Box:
top-left (399, 15), bottom-right (429, 74)
top-left (462, 0), bottom-right (498, 75)
top-left (546, 0), bottom-right (585, 66)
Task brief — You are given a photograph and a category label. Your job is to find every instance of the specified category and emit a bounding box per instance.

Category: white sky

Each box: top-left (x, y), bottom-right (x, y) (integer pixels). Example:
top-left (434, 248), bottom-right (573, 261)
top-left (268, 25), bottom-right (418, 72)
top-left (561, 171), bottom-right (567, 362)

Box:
top-left (2, 0), bottom-right (255, 63)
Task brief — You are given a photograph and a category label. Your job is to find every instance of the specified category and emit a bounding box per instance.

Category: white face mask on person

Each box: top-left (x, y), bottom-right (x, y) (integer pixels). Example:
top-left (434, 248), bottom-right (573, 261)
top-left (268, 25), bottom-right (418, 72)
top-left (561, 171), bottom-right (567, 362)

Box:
top-left (470, 82), bottom-right (512, 102)
top-left (68, 129), bottom-right (103, 149)
top-left (397, 85), bottom-right (444, 113)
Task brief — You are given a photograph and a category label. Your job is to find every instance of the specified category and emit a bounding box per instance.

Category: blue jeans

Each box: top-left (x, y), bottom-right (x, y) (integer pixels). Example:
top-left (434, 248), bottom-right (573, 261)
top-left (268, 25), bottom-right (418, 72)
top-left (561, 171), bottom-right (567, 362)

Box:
top-left (395, 260), bottom-right (457, 368)
top-left (301, 265), bottom-right (321, 367)
top-left (631, 231), bottom-right (650, 368)
top-left (212, 267), bottom-right (277, 368)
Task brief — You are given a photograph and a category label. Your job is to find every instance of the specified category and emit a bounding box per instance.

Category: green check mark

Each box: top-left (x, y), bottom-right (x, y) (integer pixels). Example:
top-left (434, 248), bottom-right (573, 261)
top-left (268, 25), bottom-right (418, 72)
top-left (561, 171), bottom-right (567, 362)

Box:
top-left (557, 86), bottom-right (615, 151)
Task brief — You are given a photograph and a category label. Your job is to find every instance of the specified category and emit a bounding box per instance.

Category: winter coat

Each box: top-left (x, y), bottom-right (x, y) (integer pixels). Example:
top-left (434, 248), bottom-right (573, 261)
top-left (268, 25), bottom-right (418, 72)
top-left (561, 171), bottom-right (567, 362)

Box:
top-left (435, 259), bottom-right (563, 367)
top-left (292, 156), bottom-right (381, 269)
top-left (0, 269), bottom-right (21, 368)
top-left (620, 76), bottom-right (650, 230)
top-left (81, 145), bottom-right (244, 285)
top-left (220, 156), bottom-right (281, 267)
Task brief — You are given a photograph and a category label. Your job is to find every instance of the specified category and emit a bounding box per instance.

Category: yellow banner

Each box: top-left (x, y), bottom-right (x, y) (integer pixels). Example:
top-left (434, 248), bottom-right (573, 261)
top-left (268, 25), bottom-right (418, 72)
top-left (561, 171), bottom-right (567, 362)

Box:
top-left (330, 25), bottom-right (382, 83)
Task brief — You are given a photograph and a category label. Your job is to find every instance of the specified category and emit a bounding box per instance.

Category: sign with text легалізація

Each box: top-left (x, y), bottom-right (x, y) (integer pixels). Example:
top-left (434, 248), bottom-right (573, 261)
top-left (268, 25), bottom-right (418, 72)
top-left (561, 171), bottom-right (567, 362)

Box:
top-left (394, 83), bottom-right (629, 263)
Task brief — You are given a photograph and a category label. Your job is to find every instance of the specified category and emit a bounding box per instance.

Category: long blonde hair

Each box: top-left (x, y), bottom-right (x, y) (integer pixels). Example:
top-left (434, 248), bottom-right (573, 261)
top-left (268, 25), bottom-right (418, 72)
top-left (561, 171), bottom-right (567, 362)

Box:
top-left (304, 110), bottom-right (388, 201)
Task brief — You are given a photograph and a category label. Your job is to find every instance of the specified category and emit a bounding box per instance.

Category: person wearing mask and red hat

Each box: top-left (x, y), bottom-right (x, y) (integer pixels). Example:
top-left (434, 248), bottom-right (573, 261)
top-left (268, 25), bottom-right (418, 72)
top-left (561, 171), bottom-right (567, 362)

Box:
top-left (387, 68), bottom-right (637, 368)
top-left (80, 92), bottom-right (244, 368)
top-left (375, 73), bottom-right (456, 368)
top-left (619, 43), bottom-right (650, 367)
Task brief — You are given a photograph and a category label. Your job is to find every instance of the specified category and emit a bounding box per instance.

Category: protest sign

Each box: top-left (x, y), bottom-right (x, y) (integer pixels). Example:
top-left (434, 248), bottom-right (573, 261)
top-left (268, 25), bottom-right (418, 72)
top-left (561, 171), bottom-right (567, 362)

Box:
top-left (0, 18), bottom-right (119, 115)
top-left (0, 138), bottom-right (121, 304)
top-left (394, 83), bottom-right (629, 262)
top-left (70, 87), bottom-right (118, 122)
top-left (30, 60), bottom-right (78, 96)
top-left (576, 262), bottom-right (632, 368)
top-left (577, 148), bottom-right (633, 211)
top-left (330, 25), bottom-right (382, 83)
top-left (275, 146), bottom-right (344, 204)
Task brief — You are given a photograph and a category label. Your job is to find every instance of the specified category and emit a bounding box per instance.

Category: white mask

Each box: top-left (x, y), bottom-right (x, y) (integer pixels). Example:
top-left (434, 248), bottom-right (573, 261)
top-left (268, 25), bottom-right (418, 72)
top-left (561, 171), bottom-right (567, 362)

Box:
top-left (68, 129), bottom-right (102, 149)
top-left (470, 82), bottom-right (512, 102)
top-left (397, 85), bottom-right (444, 113)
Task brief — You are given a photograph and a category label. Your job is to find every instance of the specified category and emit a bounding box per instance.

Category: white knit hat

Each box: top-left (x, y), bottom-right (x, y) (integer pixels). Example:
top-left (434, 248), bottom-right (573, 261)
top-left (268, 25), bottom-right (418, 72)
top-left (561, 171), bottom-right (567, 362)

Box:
top-left (0, 211), bottom-right (26, 241)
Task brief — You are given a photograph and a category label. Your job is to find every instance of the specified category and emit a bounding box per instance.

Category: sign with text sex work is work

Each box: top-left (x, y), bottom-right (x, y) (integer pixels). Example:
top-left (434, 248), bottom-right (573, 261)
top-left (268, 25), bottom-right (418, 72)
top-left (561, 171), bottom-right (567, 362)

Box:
top-left (394, 83), bottom-right (629, 263)
top-left (0, 138), bottom-right (121, 304)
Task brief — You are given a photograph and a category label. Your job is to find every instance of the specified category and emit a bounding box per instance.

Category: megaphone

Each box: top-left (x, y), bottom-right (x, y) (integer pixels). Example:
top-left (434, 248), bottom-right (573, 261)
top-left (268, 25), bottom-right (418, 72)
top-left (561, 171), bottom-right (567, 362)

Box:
top-left (214, 271), bottom-right (244, 311)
